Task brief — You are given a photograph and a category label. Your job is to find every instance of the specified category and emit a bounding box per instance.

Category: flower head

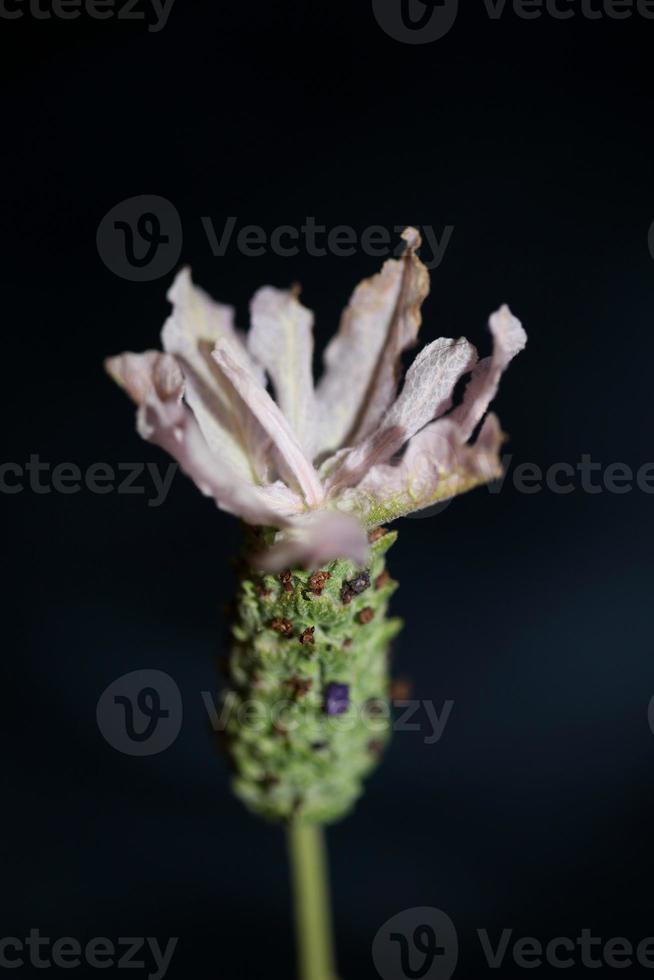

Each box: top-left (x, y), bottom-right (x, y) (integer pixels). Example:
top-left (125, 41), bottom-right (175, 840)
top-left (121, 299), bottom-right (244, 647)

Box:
top-left (105, 228), bottom-right (526, 569)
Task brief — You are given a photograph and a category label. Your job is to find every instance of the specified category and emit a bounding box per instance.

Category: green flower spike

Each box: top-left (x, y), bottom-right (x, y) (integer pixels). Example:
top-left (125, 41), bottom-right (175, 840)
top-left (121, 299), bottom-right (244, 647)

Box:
top-left (225, 527), bottom-right (401, 824)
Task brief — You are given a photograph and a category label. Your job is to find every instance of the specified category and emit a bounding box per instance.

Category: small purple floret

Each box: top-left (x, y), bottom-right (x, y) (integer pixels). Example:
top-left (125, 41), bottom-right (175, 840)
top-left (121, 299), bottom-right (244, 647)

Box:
top-left (325, 683), bottom-right (350, 716)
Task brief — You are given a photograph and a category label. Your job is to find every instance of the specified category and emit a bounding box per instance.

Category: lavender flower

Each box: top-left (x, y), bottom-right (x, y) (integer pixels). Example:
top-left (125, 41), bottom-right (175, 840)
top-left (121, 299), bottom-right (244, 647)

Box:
top-left (105, 228), bottom-right (526, 569)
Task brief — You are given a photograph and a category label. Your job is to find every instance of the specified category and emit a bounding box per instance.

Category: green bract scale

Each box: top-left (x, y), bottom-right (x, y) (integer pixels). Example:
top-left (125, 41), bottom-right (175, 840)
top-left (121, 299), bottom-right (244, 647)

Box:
top-left (223, 529), bottom-right (401, 824)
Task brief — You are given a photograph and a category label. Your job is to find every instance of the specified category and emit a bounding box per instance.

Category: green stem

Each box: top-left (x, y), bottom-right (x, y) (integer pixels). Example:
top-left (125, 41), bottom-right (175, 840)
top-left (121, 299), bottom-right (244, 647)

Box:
top-left (288, 821), bottom-right (338, 980)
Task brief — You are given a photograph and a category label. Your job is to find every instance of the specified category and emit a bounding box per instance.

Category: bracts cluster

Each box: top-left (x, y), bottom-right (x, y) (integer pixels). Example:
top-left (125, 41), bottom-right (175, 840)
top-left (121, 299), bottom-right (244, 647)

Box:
top-left (223, 529), bottom-right (401, 823)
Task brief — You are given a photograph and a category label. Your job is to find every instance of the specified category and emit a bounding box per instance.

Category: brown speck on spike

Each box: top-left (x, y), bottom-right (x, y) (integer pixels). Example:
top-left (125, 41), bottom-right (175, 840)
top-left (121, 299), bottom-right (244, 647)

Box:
top-left (256, 581), bottom-right (271, 598)
top-left (341, 571), bottom-right (370, 604)
top-left (279, 570), bottom-right (293, 593)
top-left (287, 677), bottom-right (313, 698)
top-left (358, 607), bottom-right (375, 625)
top-left (368, 739), bottom-right (385, 756)
top-left (272, 722), bottom-right (288, 738)
top-left (270, 617), bottom-right (293, 636)
top-left (348, 571), bottom-right (370, 594)
top-left (343, 638), bottom-right (352, 649)
top-left (299, 626), bottom-right (315, 646)
top-left (308, 570), bottom-right (331, 595)
top-left (374, 570), bottom-right (390, 591)
top-left (369, 527), bottom-right (388, 543)
top-left (391, 677), bottom-right (412, 701)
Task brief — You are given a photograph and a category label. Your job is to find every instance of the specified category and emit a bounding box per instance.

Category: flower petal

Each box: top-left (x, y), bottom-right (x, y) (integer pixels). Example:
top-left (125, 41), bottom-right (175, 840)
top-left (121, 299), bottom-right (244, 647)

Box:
top-left (104, 350), bottom-right (184, 405)
top-left (337, 414), bottom-right (505, 526)
top-left (212, 343), bottom-right (325, 507)
top-left (162, 268), bottom-right (266, 482)
top-left (315, 226), bottom-right (430, 454)
top-left (325, 336), bottom-right (477, 492)
top-left (449, 305), bottom-right (526, 440)
top-left (253, 510), bottom-right (369, 572)
top-left (106, 349), bottom-right (303, 525)
top-left (248, 286), bottom-right (317, 455)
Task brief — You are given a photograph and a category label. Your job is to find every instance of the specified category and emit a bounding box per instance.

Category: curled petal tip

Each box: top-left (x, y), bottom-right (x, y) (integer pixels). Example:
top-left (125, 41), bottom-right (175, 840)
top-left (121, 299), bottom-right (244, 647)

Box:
top-left (166, 264), bottom-right (193, 304)
top-left (489, 304), bottom-right (527, 353)
top-left (105, 351), bottom-right (184, 406)
top-left (104, 354), bottom-right (123, 386)
top-left (401, 226), bottom-right (422, 250)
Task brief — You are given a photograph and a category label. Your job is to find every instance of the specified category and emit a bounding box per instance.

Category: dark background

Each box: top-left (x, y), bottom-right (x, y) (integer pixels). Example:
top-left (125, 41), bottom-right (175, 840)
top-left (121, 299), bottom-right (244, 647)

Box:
top-left (3, 0), bottom-right (654, 976)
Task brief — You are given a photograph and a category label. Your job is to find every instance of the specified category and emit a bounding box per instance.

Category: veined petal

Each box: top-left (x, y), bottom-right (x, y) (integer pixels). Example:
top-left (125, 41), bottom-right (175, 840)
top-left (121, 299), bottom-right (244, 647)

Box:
top-left (212, 344), bottom-right (325, 508)
top-left (162, 268), bottom-right (266, 482)
top-left (141, 400), bottom-right (303, 524)
top-left (315, 226), bottom-right (429, 454)
top-left (248, 286), bottom-right (317, 455)
top-left (449, 305), bottom-right (526, 440)
top-left (252, 480), bottom-right (306, 518)
top-left (105, 349), bottom-right (303, 525)
top-left (337, 414), bottom-right (505, 527)
top-left (253, 510), bottom-right (369, 572)
top-left (326, 336), bottom-right (477, 492)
